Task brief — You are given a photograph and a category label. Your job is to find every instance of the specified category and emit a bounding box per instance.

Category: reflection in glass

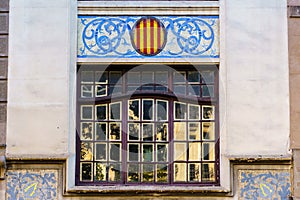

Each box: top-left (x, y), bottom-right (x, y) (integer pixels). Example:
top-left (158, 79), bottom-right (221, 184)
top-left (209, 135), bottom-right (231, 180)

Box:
top-left (110, 102), bottom-right (121, 120)
top-left (188, 122), bottom-right (200, 140)
top-left (188, 142), bottom-right (200, 161)
top-left (128, 100), bottom-right (139, 120)
top-left (109, 85), bottom-right (122, 95)
top-left (142, 123), bottom-right (154, 141)
top-left (81, 71), bottom-right (94, 83)
top-left (188, 85), bottom-right (200, 96)
top-left (156, 123), bottom-right (168, 141)
top-left (189, 104), bottom-right (200, 120)
top-left (110, 143), bottom-right (121, 161)
top-left (143, 100), bottom-right (154, 120)
top-left (157, 100), bottom-right (167, 121)
top-left (95, 123), bottom-right (107, 140)
top-left (127, 72), bottom-right (140, 84)
top-left (157, 144), bottom-right (168, 162)
top-left (96, 104), bottom-right (107, 120)
top-left (81, 105), bottom-right (93, 120)
top-left (156, 71), bottom-right (168, 84)
top-left (174, 122), bottom-right (186, 140)
top-left (109, 71), bottom-right (122, 84)
top-left (174, 143), bottom-right (186, 161)
top-left (81, 85), bottom-right (93, 98)
top-left (202, 163), bottom-right (215, 182)
top-left (95, 143), bottom-right (106, 161)
top-left (95, 85), bottom-right (107, 97)
top-left (202, 85), bottom-right (214, 97)
top-left (142, 164), bottom-right (154, 182)
top-left (128, 123), bottom-right (140, 141)
top-left (174, 102), bottom-right (186, 120)
top-left (81, 163), bottom-right (92, 181)
top-left (128, 144), bottom-right (139, 161)
top-left (143, 144), bottom-right (153, 162)
top-left (157, 164), bottom-right (168, 183)
top-left (108, 163), bottom-right (121, 182)
top-left (128, 164), bottom-right (140, 182)
top-left (95, 163), bottom-right (106, 181)
top-left (173, 85), bottom-right (186, 95)
top-left (202, 106), bottom-right (214, 120)
top-left (188, 71), bottom-right (200, 83)
top-left (80, 142), bottom-right (93, 161)
top-left (202, 142), bottom-right (215, 161)
top-left (173, 71), bottom-right (186, 83)
top-left (81, 122), bottom-right (93, 140)
top-left (109, 123), bottom-right (121, 140)
top-left (174, 163), bottom-right (186, 182)
top-left (201, 71), bottom-right (214, 83)
top-left (189, 163), bottom-right (201, 182)
top-left (202, 122), bottom-right (215, 140)
top-left (95, 71), bottom-right (108, 83)
top-left (142, 72), bottom-right (154, 84)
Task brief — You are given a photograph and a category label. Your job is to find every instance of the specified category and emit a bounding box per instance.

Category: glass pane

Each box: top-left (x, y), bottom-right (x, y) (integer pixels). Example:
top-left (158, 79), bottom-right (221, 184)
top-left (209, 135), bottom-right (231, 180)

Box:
top-left (157, 100), bottom-right (168, 121)
top-left (189, 104), bottom-right (200, 120)
top-left (174, 143), bottom-right (186, 161)
top-left (81, 142), bottom-right (93, 161)
top-left (188, 122), bottom-right (200, 140)
top-left (81, 163), bottom-right (93, 181)
top-left (95, 163), bottom-right (106, 181)
top-left (110, 102), bottom-right (121, 120)
top-left (173, 85), bottom-right (186, 95)
top-left (202, 106), bottom-right (214, 120)
top-left (95, 71), bottom-right (108, 83)
top-left (155, 71), bottom-right (168, 84)
top-left (188, 71), bottom-right (200, 83)
top-left (81, 85), bottom-right (93, 98)
top-left (128, 144), bottom-right (139, 161)
top-left (202, 85), bottom-right (214, 97)
top-left (128, 100), bottom-right (139, 120)
top-left (143, 99), bottom-right (154, 120)
top-left (128, 123), bottom-right (140, 141)
top-left (81, 122), bottom-right (93, 140)
top-left (95, 123), bottom-right (107, 140)
top-left (201, 71), bottom-right (214, 83)
top-left (109, 85), bottom-right (122, 95)
top-left (109, 71), bottom-right (122, 84)
top-left (202, 163), bottom-right (215, 182)
top-left (157, 144), bottom-right (168, 162)
top-left (202, 142), bottom-right (215, 161)
top-left (81, 71), bottom-right (94, 83)
top-left (110, 143), bottom-right (121, 161)
top-left (109, 123), bottom-right (121, 140)
top-left (156, 85), bottom-right (168, 92)
top-left (143, 144), bottom-right (153, 162)
top-left (173, 71), bottom-right (186, 83)
top-left (174, 163), bottom-right (187, 182)
top-left (95, 143), bottom-right (106, 161)
top-left (141, 72), bottom-right (154, 84)
top-left (95, 85), bottom-right (107, 97)
top-left (188, 142), bottom-right (200, 161)
top-left (156, 164), bottom-right (168, 183)
top-left (188, 85), bottom-right (200, 96)
top-left (174, 122), bottom-right (186, 140)
top-left (156, 123), bottom-right (168, 141)
top-left (174, 102), bottom-right (186, 120)
top-left (142, 123), bottom-right (154, 141)
top-left (142, 164), bottom-right (154, 182)
top-left (128, 164), bottom-right (140, 182)
top-left (108, 163), bottom-right (121, 182)
top-left (189, 163), bottom-right (201, 182)
top-left (81, 105), bottom-right (93, 120)
top-left (127, 72), bottom-right (140, 84)
top-left (202, 122), bottom-right (215, 140)
top-left (95, 104), bottom-right (107, 120)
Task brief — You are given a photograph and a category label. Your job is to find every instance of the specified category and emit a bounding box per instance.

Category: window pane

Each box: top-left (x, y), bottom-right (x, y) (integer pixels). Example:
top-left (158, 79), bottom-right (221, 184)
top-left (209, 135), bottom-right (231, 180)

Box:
top-left (81, 85), bottom-right (93, 98)
top-left (95, 143), bottom-right (106, 161)
top-left (202, 163), bottom-right (215, 182)
top-left (157, 100), bottom-right (168, 121)
top-left (109, 123), bottom-right (121, 140)
top-left (202, 85), bottom-right (214, 97)
top-left (109, 71), bottom-right (122, 84)
top-left (202, 106), bottom-right (214, 120)
top-left (128, 100), bottom-right (139, 120)
top-left (174, 102), bottom-right (186, 120)
top-left (174, 122), bottom-right (186, 140)
top-left (109, 85), bottom-right (122, 95)
top-left (174, 163), bottom-right (187, 182)
top-left (188, 71), bottom-right (200, 83)
top-left (188, 85), bottom-right (200, 96)
top-left (108, 163), bottom-right (121, 182)
top-left (81, 142), bottom-right (93, 161)
top-left (95, 85), bottom-right (107, 97)
top-left (202, 122), bottom-right (215, 140)
top-left (189, 163), bottom-right (201, 182)
top-left (128, 123), bottom-right (140, 141)
top-left (188, 122), bottom-right (200, 140)
top-left (95, 71), bottom-right (108, 83)
top-left (142, 164), bottom-right (154, 182)
top-left (189, 104), bottom-right (200, 120)
top-left (174, 142), bottom-right (186, 161)
top-left (156, 164), bottom-right (168, 183)
top-left (155, 71), bottom-right (168, 84)
top-left (141, 72), bottom-right (154, 84)
top-left (96, 104), bottom-right (107, 120)
top-left (81, 71), bottom-right (94, 83)
top-left (95, 122), bottom-right (107, 140)
top-left (157, 144), bottom-right (168, 162)
top-left (95, 163), bottom-right (106, 181)
top-left (127, 72), bottom-right (140, 84)
top-left (110, 143), bottom-right (121, 161)
top-left (128, 164), bottom-right (140, 182)
top-left (110, 102), bottom-right (121, 120)
top-left (201, 71), bottom-right (214, 83)
top-left (143, 144), bottom-right (153, 162)
top-left (142, 123), bottom-right (154, 141)
top-left (143, 99), bottom-right (154, 120)
top-left (188, 142), bottom-right (201, 161)
top-left (81, 163), bottom-right (93, 181)
top-left (81, 105), bottom-right (93, 120)
top-left (173, 71), bottom-right (186, 83)
top-left (202, 142), bottom-right (215, 161)
top-left (128, 144), bottom-right (139, 161)
top-left (173, 85), bottom-right (186, 95)
top-left (156, 123), bottom-right (168, 141)
top-left (81, 122), bottom-right (93, 140)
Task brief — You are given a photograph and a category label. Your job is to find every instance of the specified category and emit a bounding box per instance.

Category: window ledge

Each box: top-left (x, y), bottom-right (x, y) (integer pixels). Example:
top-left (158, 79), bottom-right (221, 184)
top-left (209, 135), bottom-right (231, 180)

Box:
top-left (65, 185), bottom-right (231, 196)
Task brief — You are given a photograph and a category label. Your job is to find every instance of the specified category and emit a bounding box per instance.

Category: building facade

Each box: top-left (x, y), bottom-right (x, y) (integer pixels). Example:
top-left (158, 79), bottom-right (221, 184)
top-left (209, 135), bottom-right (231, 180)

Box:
top-left (0, 0), bottom-right (295, 199)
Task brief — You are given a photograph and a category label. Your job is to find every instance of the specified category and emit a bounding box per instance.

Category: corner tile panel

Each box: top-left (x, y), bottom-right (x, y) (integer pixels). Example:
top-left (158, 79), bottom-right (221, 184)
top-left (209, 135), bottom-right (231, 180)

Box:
top-left (6, 170), bottom-right (58, 200)
top-left (238, 169), bottom-right (291, 200)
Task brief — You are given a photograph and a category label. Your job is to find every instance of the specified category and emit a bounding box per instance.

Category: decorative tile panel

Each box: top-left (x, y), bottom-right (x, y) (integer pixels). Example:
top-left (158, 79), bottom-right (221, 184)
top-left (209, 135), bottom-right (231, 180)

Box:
top-left (238, 169), bottom-right (291, 200)
top-left (6, 170), bottom-right (58, 200)
top-left (77, 16), bottom-right (219, 59)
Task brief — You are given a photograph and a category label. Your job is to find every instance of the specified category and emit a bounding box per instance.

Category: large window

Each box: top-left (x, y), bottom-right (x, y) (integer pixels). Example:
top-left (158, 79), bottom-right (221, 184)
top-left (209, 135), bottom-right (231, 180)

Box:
top-left (76, 65), bottom-right (219, 186)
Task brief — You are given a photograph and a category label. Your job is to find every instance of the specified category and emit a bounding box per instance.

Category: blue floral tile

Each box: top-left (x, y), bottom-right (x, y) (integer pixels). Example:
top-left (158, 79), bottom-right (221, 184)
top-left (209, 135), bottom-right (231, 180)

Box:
top-left (238, 169), bottom-right (291, 200)
top-left (6, 170), bottom-right (58, 200)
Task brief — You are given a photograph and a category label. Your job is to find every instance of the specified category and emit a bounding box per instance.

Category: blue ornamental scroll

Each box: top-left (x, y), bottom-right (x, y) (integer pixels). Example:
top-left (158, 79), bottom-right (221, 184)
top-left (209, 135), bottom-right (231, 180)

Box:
top-left (77, 16), bottom-right (219, 58)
